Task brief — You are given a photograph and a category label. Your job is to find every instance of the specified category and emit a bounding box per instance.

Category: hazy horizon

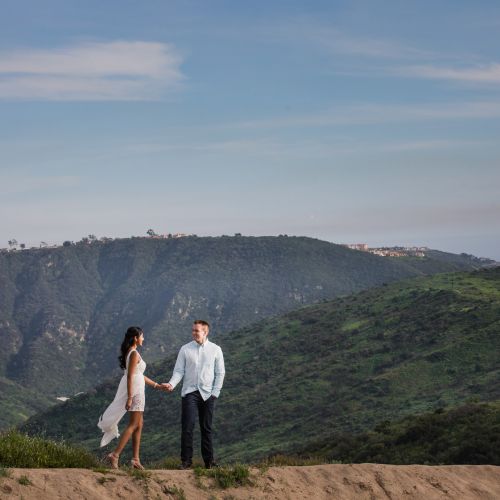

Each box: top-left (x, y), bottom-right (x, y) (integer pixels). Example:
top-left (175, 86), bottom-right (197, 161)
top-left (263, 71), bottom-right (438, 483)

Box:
top-left (1, 1), bottom-right (499, 260)
top-left (2, 232), bottom-right (498, 262)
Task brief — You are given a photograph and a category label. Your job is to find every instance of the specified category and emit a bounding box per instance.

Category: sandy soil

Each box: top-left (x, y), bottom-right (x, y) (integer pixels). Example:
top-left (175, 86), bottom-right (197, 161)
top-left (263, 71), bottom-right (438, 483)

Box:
top-left (1, 464), bottom-right (499, 499)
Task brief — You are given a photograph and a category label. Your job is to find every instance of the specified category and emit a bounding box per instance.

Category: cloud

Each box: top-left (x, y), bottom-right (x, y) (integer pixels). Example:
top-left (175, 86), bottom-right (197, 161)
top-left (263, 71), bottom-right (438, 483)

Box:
top-left (266, 18), bottom-right (438, 61)
top-left (373, 139), bottom-right (489, 153)
top-left (309, 28), bottom-right (431, 60)
top-left (266, 18), bottom-right (500, 90)
top-left (124, 137), bottom-right (492, 162)
top-left (126, 138), bottom-right (293, 156)
top-left (399, 63), bottom-right (500, 84)
top-left (0, 41), bottom-right (184, 100)
top-left (0, 175), bottom-right (80, 195)
top-left (226, 100), bottom-right (500, 130)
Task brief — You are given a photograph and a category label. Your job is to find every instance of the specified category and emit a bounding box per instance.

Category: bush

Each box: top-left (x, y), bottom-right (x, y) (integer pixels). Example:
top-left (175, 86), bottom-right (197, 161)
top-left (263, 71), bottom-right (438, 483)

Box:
top-left (126, 468), bottom-right (151, 481)
top-left (0, 430), bottom-right (99, 468)
top-left (194, 464), bottom-right (252, 489)
top-left (18, 475), bottom-right (32, 486)
top-left (161, 484), bottom-right (186, 500)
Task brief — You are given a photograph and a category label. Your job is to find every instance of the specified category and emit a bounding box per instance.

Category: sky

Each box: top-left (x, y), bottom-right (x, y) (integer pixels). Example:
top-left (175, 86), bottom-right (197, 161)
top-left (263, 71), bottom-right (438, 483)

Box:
top-left (1, 0), bottom-right (499, 259)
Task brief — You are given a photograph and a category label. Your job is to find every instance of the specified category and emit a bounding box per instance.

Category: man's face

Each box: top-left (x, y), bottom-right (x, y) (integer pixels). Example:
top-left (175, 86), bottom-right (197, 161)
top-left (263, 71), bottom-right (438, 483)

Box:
top-left (192, 323), bottom-right (208, 344)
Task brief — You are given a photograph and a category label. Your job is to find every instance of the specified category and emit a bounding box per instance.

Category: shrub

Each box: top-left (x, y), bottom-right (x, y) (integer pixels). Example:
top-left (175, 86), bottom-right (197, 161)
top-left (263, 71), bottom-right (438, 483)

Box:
top-left (194, 464), bottom-right (252, 489)
top-left (18, 475), bottom-right (32, 486)
top-left (161, 484), bottom-right (186, 500)
top-left (97, 476), bottom-right (117, 485)
top-left (126, 468), bottom-right (151, 481)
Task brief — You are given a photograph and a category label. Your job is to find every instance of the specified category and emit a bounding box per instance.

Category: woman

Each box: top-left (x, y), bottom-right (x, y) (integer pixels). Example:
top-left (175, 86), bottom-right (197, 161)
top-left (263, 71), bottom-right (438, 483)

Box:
top-left (97, 326), bottom-right (162, 469)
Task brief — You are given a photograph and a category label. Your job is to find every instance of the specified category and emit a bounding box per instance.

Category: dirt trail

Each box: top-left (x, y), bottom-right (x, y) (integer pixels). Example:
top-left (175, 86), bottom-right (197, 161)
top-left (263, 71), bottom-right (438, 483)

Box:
top-left (1, 464), bottom-right (499, 499)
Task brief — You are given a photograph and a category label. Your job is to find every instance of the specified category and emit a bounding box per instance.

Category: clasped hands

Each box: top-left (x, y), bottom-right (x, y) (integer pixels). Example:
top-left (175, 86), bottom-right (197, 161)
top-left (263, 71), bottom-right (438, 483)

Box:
top-left (158, 383), bottom-right (173, 392)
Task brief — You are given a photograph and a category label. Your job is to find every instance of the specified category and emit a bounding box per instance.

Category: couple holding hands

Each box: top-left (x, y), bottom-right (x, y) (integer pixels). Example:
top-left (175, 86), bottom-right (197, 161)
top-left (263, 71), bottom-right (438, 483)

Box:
top-left (98, 320), bottom-right (225, 470)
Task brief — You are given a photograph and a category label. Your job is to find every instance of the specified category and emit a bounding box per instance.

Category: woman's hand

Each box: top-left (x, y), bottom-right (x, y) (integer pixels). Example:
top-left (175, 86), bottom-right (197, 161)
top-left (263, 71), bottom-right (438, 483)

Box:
top-left (125, 397), bottom-right (133, 411)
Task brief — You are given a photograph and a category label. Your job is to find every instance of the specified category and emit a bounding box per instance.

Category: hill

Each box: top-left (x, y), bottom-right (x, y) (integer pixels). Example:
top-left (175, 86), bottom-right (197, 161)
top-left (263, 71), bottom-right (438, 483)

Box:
top-left (21, 266), bottom-right (500, 462)
top-left (298, 401), bottom-right (500, 465)
top-left (0, 378), bottom-right (49, 430)
top-left (0, 235), bottom-right (489, 428)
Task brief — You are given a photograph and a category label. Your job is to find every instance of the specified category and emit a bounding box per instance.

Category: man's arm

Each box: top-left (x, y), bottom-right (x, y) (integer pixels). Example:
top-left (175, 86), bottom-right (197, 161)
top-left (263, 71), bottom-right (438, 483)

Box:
top-left (165, 347), bottom-right (186, 391)
top-left (211, 347), bottom-right (225, 398)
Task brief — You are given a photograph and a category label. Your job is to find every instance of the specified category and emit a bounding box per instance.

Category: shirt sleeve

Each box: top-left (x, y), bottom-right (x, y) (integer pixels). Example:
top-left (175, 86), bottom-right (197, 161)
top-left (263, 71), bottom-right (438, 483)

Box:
top-left (211, 347), bottom-right (225, 398)
top-left (168, 347), bottom-right (186, 389)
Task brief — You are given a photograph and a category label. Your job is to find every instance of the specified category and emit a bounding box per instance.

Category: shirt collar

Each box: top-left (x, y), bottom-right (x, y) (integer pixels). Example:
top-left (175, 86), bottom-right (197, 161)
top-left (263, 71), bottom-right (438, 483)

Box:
top-left (193, 338), bottom-right (210, 347)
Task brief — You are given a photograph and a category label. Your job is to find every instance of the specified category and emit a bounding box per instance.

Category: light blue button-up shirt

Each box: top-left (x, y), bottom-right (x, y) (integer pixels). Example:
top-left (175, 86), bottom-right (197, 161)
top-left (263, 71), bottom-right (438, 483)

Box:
top-left (168, 339), bottom-right (225, 400)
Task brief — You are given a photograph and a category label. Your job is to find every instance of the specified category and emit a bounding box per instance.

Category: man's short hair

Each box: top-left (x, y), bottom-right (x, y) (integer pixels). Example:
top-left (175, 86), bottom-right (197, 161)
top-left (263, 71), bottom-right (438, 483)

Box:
top-left (193, 319), bottom-right (210, 331)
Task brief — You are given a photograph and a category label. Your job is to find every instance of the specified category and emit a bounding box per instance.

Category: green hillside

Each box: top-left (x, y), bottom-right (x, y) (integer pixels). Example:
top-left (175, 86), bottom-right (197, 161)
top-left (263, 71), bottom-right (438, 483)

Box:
top-left (21, 266), bottom-right (500, 462)
top-left (0, 236), bottom-right (487, 429)
top-left (298, 401), bottom-right (500, 465)
top-left (0, 378), bottom-right (49, 430)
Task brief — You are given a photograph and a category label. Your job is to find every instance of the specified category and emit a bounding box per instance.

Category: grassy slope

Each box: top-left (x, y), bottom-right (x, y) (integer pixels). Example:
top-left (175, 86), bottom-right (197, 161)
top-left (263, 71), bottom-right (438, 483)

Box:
top-left (21, 267), bottom-right (500, 462)
top-left (0, 236), bottom-right (489, 429)
top-left (0, 429), bottom-right (99, 468)
top-left (3, 403), bottom-right (499, 467)
top-left (0, 378), bottom-right (50, 430)
top-left (298, 401), bottom-right (500, 465)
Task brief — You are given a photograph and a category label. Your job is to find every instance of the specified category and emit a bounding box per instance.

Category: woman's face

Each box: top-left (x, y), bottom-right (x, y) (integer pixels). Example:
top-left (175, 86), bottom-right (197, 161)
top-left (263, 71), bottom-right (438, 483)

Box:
top-left (135, 333), bottom-right (144, 346)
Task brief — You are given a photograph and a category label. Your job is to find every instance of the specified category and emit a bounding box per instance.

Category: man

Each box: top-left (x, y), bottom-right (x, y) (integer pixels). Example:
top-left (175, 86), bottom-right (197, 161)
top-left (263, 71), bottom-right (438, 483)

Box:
top-left (163, 320), bottom-right (225, 469)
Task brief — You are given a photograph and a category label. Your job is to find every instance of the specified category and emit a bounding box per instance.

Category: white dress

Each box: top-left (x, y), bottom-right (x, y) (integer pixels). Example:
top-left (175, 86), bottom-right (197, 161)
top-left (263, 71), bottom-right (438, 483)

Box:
top-left (97, 349), bottom-right (147, 447)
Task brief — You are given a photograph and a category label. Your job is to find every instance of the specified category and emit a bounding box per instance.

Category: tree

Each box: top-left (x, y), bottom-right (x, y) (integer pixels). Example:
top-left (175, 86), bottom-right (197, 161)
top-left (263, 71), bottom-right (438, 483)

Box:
top-left (8, 239), bottom-right (18, 249)
top-left (20, 243), bottom-right (26, 249)
top-left (146, 229), bottom-right (158, 237)
top-left (88, 234), bottom-right (97, 242)
top-left (63, 241), bottom-right (73, 247)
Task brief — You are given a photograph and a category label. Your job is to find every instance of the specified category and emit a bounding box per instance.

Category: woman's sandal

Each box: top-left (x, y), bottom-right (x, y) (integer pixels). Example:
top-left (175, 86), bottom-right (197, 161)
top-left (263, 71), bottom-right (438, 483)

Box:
top-left (131, 458), bottom-right (145, 470)
top-left (106, 452), bottom-right (119, 469)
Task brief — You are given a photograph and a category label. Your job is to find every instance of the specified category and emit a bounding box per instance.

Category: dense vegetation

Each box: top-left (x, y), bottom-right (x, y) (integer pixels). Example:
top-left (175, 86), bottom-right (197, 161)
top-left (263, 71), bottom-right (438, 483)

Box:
top-left (0, 236), bottom-right (487, 429)
top-left (0, 430), bottom-right (99, 468)
top-left (0, 378), bottom-right (49, 430)
top-left (297, 401), bottom-right (500, 465)
top-left (22, 267), bottom-right (500, 462)
top-left (3, 402), bottom-right (498, 468)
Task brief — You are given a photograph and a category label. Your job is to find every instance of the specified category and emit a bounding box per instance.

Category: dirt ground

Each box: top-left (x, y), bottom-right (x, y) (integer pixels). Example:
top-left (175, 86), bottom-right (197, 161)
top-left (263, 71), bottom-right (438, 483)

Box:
top-left (1, 463), bottom-right (499, 499)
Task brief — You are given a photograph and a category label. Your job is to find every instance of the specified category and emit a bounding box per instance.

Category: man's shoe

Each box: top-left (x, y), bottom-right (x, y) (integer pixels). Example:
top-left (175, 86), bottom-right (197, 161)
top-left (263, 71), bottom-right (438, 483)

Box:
top-left (205, 461), bottom-right (219, 469)
top-left (178, 462), bottom-right (192, 470)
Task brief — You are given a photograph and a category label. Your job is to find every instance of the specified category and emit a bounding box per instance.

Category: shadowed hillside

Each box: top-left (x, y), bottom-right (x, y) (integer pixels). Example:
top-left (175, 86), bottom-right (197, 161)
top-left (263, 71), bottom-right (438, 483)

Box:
top-left (22, 267), bottom-right (500, 461)
top-left (0, 235), bottom-right (489, 428)
top-left (298, 401), bottom-right (500, 465)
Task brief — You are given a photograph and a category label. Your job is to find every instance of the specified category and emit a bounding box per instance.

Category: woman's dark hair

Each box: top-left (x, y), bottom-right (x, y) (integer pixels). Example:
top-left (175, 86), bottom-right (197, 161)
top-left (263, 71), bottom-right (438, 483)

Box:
top-left (118, 326), bottom-right (143, 369)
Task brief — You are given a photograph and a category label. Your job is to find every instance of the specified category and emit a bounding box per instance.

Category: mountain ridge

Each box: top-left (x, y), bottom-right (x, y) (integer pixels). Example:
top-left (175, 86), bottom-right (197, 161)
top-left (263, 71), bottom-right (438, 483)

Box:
top-left (21, 266), bottom-right (500, 461)
top-left (1, 235), bottom-right (490, 414)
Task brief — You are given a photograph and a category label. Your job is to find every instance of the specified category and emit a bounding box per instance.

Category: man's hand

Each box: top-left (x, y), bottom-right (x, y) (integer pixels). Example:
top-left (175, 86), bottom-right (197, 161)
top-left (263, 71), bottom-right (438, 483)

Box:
top-left (160, 383), bottom-right (173, 392)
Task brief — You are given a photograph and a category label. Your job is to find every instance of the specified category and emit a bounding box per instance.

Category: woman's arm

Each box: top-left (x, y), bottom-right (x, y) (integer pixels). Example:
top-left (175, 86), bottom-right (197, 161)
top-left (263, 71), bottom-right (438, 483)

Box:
top-left (144, 375), bottom-right (160, 389)
top-left (126, 351), bottom-right (138, 410)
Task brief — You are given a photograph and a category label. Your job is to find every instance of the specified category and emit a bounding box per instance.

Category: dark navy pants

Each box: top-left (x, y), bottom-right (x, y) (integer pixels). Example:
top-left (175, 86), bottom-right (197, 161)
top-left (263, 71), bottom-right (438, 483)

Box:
top-left (181, 390), bottom-right (216, 466)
